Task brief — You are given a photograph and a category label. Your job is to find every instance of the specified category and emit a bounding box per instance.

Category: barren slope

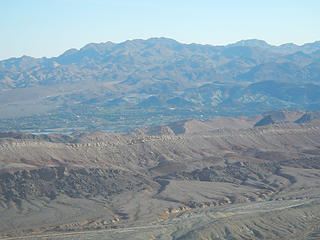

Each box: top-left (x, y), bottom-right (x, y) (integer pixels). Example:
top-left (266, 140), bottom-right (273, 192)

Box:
top-left (0, 120), bottom-right (320, 239)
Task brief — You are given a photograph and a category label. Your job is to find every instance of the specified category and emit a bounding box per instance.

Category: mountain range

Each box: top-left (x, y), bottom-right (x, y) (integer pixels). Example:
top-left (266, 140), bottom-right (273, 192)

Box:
top-left (0, 38), bottom-right (320, 132)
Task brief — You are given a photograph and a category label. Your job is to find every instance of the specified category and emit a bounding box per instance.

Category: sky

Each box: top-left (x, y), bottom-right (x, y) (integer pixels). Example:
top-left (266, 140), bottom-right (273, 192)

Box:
top-left (1, 0), bottom-right (320, 60)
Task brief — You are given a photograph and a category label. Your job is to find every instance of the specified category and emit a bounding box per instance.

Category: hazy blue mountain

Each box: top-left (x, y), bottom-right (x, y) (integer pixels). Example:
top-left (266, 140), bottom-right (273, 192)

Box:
top-left (1, 38), bottom-right (320, 90)
top-left (228, 39), bottom-right (320, 54)
top-left (0, 38), bottom-right (319, 132)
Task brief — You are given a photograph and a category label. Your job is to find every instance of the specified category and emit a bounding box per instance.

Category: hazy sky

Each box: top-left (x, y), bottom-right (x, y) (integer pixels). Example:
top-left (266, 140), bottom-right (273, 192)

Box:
top-left (1, 0), bottom-right (319, 60)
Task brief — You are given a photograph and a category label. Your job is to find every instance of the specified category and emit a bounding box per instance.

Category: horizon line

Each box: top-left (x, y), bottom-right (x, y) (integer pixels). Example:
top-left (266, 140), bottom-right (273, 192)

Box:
top-left (1, 37), bottom-right (319, 61)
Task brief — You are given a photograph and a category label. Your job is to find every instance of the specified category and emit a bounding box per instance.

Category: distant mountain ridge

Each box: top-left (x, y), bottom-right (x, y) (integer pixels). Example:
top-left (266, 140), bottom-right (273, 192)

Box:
top-left (1, 38), bottom-right (320, 89)
top-left (0, 37), bottom-right (319, 132)
top-left (228, 39), bottom-right (320, 54)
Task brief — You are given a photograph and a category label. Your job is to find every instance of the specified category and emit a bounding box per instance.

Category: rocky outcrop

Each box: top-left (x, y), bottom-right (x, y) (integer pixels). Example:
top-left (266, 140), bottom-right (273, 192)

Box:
top-left (295, 111), bottom-right (320, 123)
top-left (0, 167), bottom-right (149, 206)
top-left (254, 115), bottom-right (276, 127)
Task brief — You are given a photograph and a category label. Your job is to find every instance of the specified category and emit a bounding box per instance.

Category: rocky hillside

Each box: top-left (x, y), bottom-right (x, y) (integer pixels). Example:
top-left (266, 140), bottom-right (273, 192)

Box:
top-left (1, 115), bottom-right (320, 239)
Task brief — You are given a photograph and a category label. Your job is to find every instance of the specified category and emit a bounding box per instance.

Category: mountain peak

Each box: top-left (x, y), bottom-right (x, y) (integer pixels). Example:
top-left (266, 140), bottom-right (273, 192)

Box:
top-left (230, 39), bottom-right (272, 48)
top-left (146, 37), bottom-right (179, 43)
top-left (80, 41), bottom-right (115, 53)
top-left (60, 48), bottom-right (78, 57)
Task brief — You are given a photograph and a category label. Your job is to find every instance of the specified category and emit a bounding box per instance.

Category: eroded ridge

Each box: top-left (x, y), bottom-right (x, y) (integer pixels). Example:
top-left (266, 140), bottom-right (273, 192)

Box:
top-left (1, 120), bottom-right (320, 239)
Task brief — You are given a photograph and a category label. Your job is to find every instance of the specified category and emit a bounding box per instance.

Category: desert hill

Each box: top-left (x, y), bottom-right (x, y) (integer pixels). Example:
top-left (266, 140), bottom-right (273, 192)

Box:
top-left (1, 112), bottom-right (320, 239)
